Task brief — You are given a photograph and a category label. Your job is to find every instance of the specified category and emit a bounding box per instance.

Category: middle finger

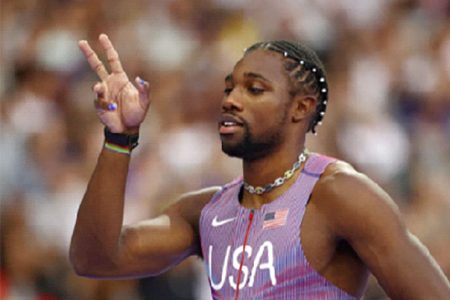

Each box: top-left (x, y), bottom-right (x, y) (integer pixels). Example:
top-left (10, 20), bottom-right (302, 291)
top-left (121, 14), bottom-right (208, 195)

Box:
top-left (98, 34), bottom-right (124, 74)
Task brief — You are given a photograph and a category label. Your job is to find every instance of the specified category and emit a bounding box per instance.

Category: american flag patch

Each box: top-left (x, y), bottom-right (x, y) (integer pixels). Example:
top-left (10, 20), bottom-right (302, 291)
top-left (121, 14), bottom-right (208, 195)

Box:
top-left (263, 209), bottom-right (289, 229)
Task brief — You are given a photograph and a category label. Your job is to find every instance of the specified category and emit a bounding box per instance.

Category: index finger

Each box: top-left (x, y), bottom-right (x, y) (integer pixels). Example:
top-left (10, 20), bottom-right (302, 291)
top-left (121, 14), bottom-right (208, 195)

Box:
top-left (98, 34), bottom-right (124, 74)
top-left (78, 40), bottom-right (109, 80)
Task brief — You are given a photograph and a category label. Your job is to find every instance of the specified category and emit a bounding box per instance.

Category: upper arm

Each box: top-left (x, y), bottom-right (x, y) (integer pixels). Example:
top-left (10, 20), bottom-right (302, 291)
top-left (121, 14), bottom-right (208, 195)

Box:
top-left (316, 162), bottom-right (450, 299)
top-left (106, 186), bottom-right (220, 278)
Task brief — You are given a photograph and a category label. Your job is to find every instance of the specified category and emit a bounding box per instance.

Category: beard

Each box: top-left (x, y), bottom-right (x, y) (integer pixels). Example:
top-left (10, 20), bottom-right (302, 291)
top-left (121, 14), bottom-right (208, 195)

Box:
top-left (221, 112), bottom-right (288, 161)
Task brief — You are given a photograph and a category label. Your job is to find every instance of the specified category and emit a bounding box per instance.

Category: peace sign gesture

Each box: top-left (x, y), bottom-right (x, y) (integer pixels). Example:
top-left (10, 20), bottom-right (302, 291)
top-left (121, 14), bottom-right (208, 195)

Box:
top-left (79, 34), bottom-right (150, 133)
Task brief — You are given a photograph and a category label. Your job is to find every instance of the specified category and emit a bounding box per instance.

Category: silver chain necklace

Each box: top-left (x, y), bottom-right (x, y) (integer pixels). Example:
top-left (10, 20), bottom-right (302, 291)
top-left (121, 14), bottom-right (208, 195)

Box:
top-left (243, 150), bottom-right (308, 195)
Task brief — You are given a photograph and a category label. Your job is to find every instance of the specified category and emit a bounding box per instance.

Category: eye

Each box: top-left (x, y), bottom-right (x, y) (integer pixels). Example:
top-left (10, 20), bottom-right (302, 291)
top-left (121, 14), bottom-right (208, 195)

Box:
top-left (224, 87), bottom-right (233, 95)
top-left (247, 86), bottom-right (264, 95)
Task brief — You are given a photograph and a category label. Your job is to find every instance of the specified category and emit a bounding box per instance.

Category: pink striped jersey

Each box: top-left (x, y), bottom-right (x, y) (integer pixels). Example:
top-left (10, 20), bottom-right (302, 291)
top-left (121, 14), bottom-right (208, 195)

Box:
top-left (199, 153), bottom-right (359, 299)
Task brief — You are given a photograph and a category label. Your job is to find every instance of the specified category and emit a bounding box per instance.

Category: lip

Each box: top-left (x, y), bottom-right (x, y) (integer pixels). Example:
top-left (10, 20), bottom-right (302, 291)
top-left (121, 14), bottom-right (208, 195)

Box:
top-left (218, 114), bottom-right (245, 135)
top-left (218, 114), bottom-right (244, 126)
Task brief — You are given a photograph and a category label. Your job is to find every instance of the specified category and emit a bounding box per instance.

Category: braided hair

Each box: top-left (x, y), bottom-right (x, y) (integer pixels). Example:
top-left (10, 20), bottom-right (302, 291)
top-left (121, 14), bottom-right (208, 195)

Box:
top-left (245, 41), bottom-right (328, 135)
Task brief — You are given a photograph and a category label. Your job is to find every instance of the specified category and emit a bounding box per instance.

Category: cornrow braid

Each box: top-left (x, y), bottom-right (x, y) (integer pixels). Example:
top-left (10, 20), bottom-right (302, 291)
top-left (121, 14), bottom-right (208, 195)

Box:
top-left (244, 41), bottom-right (328, 135)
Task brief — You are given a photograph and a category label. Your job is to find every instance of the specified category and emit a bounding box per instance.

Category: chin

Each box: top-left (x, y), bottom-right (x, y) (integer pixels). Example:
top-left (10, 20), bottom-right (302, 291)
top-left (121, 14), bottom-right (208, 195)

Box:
top-left (221, 141), bottom-right (275, 161)
top-left (220, 123), bottom-right (284, 161)
top-left (220, 131), bottom-right (246, 158)
top-left (221, 143), bottom-right (245, 159)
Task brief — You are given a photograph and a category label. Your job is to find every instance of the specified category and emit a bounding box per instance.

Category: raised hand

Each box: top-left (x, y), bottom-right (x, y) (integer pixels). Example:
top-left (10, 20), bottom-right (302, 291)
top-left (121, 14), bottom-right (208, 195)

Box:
top-left (78, 34), bottom-right (150, 133)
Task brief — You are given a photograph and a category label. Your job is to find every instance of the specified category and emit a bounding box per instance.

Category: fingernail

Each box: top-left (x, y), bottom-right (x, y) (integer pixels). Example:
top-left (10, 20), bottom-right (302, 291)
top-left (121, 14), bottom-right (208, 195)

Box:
top-left (139, 78), bottom-right (145, 86)
top-left (107, 103), bottom-right (117, 111)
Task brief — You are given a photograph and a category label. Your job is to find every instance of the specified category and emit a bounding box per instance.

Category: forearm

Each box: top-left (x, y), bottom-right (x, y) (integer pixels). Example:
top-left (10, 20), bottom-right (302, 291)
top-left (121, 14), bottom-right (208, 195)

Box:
top-left (70, 147), bottom-right (131, 275)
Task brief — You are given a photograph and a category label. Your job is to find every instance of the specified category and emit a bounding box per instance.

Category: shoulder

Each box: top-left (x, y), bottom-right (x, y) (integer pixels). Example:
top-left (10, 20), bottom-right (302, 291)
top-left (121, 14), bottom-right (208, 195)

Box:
top-left (314, 159), bottom-right (395, 207)
top-left (166, 186), bottom-right (222, 214)
top-left (180, 186), bottom-right (223, 202)
top-left (311, 159), bottom-right (404, 240)
top-left (315, 160), bottom-right (383, 196)
top-left (165, 186), bottom-right (222, 226)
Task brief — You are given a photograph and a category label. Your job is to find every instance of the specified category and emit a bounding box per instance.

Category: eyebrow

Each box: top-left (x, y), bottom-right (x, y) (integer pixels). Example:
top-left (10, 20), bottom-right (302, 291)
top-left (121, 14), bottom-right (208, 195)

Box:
top-left (244, 72), bottom-right (271, 83)
top-left (224, 72), bottom-right (271, 83)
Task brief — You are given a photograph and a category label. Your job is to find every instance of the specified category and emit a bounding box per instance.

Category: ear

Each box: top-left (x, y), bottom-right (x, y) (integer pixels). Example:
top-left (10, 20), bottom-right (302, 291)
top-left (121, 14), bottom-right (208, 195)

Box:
top-left (290, 95), bottom-right (317, 123)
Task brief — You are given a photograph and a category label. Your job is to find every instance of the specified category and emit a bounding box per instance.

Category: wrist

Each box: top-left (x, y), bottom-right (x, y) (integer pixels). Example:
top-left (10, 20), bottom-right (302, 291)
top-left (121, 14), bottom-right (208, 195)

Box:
top-left (122, 126), bottom-right (140, 135)
top-left (103, 127), bottom-right (139, 155)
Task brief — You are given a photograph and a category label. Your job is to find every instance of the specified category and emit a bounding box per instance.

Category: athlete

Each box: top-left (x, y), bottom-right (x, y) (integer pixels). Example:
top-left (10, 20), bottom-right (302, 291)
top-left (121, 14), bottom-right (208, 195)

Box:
top-left (70, 34), bottom-right (450, 299)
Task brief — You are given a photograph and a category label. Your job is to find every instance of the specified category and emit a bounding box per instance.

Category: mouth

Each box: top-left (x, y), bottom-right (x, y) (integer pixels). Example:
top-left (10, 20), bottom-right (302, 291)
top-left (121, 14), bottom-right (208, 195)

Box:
top-left (218, 114), bottom-right (244, 134)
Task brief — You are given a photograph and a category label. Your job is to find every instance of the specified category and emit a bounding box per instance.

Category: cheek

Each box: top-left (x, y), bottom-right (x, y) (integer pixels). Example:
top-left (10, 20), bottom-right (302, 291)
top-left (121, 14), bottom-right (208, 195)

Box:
top-left (243, 92), bottom-right (290, 131)
top-left (254, 100), bottom-right (288, 123)
top-left (248, 109), bottom-right (282, 136)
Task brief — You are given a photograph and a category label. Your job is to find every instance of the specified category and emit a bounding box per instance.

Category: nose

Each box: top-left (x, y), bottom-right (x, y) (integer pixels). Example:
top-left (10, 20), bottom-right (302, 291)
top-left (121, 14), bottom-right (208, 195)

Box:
top-left (222, 89), bottom-right (244, 112)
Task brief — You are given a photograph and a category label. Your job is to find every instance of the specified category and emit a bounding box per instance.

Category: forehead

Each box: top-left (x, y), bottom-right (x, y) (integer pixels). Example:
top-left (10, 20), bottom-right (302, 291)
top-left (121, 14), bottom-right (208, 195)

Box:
top-left (230, 49), bottom-right (287, 84)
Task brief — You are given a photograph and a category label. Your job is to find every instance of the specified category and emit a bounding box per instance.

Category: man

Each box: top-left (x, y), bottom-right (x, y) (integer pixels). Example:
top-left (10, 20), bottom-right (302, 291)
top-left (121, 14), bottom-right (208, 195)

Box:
top-left (70, 34), bottom-right (450, 299)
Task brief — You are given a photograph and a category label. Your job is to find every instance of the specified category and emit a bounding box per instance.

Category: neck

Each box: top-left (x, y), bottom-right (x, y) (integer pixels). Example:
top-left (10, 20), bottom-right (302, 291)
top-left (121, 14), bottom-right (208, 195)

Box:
top-left (241, 141), bottom-right (305, 208)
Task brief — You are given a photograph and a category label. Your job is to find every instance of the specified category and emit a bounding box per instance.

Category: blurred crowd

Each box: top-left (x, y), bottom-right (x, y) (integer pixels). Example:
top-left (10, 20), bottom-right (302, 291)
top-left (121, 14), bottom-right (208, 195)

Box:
top-left (1, 0), bottom-right (449, 299)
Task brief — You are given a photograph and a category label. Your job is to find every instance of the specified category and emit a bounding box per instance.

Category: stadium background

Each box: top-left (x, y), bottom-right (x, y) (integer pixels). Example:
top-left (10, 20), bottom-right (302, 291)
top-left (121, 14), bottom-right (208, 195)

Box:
top-left (1, 0), bottom-right (449, 299)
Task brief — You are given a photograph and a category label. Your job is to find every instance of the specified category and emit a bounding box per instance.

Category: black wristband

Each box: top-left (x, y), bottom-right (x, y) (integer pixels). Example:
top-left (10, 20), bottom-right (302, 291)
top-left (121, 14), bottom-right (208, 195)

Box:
top-left (104, 127), bottom-right (139, 150)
